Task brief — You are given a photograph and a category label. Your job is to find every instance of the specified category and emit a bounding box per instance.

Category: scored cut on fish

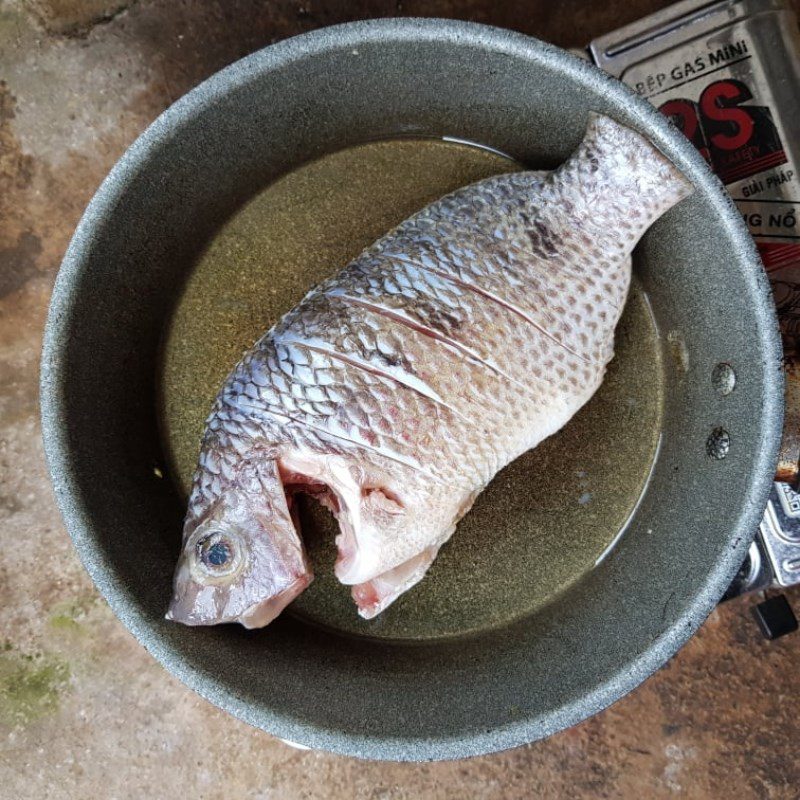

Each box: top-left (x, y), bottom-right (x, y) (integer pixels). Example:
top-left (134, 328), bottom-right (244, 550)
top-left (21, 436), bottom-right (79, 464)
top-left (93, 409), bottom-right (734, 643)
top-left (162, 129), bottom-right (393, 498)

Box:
top-left (166, 113), bottom-right (693, 628)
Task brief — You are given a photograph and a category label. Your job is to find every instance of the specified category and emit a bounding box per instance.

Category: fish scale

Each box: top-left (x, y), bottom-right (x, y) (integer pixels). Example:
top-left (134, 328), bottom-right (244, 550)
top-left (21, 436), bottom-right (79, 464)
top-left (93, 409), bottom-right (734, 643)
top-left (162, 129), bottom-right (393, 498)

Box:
top-left (167, 114), bottom-right (693, 627)
top-left (235, 340), bottom-right (485, 484)
top-left (284, 269), bottom-right (594, 387)
top-left (375, 224), bottom-right (627, 363)
top-left (270, 295), bottom-right (569, 467)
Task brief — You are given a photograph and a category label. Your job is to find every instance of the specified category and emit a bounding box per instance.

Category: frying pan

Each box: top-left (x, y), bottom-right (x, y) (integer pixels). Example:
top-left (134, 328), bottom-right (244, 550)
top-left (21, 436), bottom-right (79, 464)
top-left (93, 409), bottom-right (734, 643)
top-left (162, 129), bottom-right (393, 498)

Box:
top-left (40, 19), bottom-right (783, 760)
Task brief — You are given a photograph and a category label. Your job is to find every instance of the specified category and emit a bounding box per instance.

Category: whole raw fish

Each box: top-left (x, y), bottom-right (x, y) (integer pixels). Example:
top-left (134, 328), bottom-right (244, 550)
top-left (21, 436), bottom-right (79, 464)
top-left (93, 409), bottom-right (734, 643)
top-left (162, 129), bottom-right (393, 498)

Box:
top-left (166, 114), bottom-right (692, 627)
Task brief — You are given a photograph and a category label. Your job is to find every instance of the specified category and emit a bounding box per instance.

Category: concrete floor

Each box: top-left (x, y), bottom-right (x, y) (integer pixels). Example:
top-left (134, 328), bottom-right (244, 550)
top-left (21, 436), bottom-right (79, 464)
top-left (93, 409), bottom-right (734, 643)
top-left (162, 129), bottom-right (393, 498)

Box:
top-left (1, 0), bottom-right (800, 797)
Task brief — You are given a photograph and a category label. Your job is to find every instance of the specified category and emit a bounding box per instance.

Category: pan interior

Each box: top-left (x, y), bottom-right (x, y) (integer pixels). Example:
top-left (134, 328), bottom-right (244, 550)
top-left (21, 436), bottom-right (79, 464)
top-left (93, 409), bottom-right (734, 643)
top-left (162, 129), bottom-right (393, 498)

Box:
top-left (159, 137), bottom-right (664, 641)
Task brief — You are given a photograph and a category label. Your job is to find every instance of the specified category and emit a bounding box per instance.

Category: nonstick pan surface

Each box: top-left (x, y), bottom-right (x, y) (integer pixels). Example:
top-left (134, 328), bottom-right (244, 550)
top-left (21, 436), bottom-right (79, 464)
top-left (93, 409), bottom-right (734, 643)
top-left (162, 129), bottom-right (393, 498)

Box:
top-left (41, 19), bottom-right (782, 760)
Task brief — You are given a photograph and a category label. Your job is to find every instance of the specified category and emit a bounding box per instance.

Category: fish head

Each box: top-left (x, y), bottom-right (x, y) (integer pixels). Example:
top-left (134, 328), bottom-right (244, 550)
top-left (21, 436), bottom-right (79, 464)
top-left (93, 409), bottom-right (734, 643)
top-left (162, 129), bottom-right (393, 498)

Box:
top-left (166, 460), bottom-right (311, 628)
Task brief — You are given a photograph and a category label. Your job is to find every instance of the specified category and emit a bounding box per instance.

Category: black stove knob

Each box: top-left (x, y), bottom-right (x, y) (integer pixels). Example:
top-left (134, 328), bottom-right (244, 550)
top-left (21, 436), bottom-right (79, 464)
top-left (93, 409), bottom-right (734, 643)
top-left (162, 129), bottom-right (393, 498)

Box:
top-left (752, 594), bottom-right (798, 640)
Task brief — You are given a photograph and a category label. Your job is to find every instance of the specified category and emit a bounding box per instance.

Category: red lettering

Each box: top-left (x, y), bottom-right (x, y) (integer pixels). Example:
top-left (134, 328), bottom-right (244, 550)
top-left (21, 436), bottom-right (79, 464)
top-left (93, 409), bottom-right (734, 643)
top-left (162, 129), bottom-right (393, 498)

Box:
top-left (658, 98), bottom-right (711, 164)
top-left (659, 98), bottom-right (700, 141)
top-left (699, 81), bottom-right (754, 150)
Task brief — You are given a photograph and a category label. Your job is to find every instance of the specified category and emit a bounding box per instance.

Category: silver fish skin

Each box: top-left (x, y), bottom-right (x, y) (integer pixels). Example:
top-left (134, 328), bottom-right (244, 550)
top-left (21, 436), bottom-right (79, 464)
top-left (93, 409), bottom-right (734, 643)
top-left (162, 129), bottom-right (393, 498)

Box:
top-left (166, 113), bottom-right (692, 627)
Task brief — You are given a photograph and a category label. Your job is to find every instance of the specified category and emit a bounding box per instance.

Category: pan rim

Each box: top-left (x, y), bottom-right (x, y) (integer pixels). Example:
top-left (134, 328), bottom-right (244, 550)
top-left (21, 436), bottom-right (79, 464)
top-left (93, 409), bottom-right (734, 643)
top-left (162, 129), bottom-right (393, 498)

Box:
top-left (40, 17), bottom-right (783, 761)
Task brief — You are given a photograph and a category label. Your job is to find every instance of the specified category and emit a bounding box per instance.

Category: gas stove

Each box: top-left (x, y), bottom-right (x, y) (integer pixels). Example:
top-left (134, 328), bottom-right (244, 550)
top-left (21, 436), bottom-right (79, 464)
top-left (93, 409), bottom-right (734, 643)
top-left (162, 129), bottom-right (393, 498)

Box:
top-left (585, 0), bottom-right (800, 636)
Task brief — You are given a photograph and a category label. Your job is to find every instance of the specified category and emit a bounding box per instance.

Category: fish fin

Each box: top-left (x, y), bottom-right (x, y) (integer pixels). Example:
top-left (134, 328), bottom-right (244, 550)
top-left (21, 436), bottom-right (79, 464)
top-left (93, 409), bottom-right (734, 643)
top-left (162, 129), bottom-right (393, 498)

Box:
top-left (351, 546), bottom-right (439, 618)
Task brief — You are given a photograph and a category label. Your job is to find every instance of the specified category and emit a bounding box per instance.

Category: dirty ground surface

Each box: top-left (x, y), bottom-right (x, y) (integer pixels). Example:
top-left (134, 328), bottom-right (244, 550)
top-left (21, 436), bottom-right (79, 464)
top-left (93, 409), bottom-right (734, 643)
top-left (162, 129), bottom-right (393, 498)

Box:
top-left (1, 0), bottom-right (799, 797)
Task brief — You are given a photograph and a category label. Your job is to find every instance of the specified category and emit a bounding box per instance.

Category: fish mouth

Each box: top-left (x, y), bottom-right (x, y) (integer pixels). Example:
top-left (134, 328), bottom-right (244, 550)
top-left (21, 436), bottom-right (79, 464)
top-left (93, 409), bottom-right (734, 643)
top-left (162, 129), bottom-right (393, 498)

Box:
top-left (237, 574), bottom-right (313, 628)
top-left (165, 573), bottom-right (312, 628)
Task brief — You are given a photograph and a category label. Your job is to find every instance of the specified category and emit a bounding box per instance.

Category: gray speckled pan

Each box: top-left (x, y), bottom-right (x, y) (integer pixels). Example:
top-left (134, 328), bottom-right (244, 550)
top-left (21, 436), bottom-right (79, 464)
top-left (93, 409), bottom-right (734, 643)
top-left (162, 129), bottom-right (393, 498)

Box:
top-left (40, 19), bottom-right (782, 760)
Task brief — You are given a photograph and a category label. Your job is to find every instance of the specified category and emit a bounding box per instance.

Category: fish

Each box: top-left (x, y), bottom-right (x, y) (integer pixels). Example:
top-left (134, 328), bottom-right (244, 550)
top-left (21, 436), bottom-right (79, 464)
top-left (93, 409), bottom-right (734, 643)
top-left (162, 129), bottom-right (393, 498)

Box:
top-left (166, 113), bottom-right (692, 627)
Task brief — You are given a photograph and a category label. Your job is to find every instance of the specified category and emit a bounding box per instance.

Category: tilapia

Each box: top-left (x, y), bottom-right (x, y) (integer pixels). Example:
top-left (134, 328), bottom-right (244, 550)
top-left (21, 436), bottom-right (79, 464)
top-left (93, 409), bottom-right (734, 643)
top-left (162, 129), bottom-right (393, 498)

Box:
top-left (166, 113), bottom-right (692, 627)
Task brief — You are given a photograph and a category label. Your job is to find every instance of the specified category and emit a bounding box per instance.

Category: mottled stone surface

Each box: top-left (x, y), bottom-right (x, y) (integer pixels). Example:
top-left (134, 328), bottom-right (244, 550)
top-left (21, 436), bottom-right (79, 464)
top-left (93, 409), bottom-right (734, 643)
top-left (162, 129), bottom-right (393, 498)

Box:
top-left (1, 0), bottom-right (799, 797)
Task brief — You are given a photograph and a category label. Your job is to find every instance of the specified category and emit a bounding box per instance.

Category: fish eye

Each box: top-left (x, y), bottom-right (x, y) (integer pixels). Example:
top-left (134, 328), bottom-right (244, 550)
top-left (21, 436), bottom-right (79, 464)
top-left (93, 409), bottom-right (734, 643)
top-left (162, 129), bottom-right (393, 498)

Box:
top-left (194, 530), bottom-right (243, 578)
top-left (204, 540), bottom-right (231, 566)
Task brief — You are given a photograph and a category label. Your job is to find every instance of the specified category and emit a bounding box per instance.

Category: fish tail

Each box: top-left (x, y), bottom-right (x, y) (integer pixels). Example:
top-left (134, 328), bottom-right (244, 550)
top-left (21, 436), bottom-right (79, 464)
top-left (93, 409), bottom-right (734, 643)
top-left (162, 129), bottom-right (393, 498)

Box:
top-left (550, 113), bottom-right (694, 250)
top-left (595, 112), bottom-right (692, 206)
